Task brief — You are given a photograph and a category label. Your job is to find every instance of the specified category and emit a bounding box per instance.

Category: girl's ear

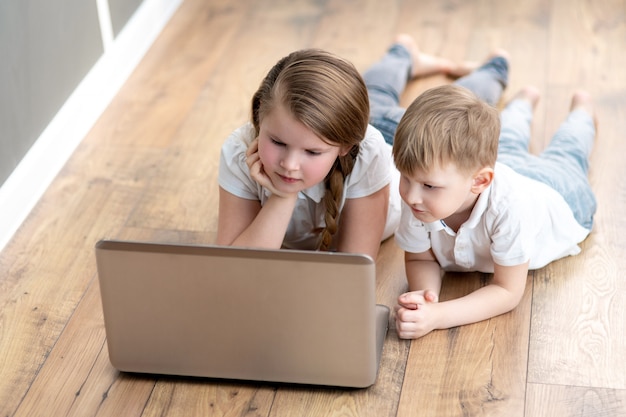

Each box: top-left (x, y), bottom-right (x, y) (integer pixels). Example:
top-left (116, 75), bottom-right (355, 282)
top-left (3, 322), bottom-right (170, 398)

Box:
top-left (338, 145), bottom-right (352, 157)
top-left (471, 167), bottom-right (494, 194)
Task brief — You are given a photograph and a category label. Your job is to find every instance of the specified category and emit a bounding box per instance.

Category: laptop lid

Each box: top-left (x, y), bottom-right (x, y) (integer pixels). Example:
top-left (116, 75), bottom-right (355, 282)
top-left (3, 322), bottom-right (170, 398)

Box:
top-left (95, 240), bottom-right (389, 388)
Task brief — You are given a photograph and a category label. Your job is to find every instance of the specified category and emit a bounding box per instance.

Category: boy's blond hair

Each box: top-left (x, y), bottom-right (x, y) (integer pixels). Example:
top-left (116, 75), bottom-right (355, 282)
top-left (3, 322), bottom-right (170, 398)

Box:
top-left (393, 84), bottom-right (500, 176)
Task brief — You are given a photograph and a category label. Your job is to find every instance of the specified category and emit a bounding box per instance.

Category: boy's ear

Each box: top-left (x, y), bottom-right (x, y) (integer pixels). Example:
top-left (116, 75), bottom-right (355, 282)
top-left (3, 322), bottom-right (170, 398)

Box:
top-left (471, 167), bottom-right (494, 194)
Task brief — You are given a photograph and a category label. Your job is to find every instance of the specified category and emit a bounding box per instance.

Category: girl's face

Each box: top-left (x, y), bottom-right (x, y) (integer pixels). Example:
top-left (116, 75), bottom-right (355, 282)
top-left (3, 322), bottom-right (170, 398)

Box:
top-left (257, 104), bottom-right (347, 194)
top-left (399, 162), bottom-right (478, 224)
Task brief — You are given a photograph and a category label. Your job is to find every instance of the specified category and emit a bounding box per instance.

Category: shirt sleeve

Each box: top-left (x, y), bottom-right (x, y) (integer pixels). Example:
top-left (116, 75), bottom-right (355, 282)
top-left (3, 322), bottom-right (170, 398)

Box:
top-left (486, 184), bottom-right (533, 267)
top-left (344, 125), bottom-right (394, 199)
top-left (217, 124), bottom-right (261, 200)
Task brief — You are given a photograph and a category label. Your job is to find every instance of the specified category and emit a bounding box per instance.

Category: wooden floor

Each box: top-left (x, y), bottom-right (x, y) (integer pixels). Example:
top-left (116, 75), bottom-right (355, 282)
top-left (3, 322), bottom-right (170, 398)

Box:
top-left (2, 0), bottom-right (626, 415)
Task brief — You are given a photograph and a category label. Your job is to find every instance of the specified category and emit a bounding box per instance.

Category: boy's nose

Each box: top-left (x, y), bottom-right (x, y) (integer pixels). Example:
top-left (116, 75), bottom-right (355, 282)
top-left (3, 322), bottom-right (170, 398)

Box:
top-left (405, 185), bottom-right (422, 205)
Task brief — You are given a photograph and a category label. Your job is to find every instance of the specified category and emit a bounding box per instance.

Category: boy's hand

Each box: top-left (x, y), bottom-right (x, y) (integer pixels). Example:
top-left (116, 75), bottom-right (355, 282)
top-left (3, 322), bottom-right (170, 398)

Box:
top-left (246, 139), bottom-right (293, 198)
top-left (394, 290), bottom-right (439, 339)
top-left (397, 289), bottom-right (438, 308)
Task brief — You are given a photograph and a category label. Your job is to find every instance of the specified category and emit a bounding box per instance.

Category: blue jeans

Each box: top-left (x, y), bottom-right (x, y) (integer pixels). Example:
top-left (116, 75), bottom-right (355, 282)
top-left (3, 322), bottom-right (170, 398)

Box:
top-left (364, 43), bottom-right (509, 145)
top-left (498, 100), bottom-right (597, 229)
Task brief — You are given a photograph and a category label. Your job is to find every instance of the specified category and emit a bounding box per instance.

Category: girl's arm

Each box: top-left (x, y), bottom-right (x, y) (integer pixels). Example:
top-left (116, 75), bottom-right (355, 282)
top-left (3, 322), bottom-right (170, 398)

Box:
top-left (334, 185), bottom-right (389, 260)
top-left (216, 187), bottom-right (297, 249)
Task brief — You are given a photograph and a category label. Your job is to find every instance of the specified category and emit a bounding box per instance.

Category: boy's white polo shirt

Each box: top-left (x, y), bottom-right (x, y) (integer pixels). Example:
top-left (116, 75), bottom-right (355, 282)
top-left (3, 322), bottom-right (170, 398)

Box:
top-left (394, 163), bottom-right (590, 272)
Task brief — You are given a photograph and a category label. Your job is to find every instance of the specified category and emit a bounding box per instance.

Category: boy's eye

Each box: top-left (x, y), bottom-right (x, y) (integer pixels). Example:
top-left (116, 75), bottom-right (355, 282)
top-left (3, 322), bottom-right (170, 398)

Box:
top-left (424, 184), bottom-right (437, 190)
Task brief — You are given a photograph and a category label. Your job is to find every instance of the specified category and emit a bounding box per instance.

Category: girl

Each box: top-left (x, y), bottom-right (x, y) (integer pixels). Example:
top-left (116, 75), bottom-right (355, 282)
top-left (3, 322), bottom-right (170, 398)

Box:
top-left (217, 48), bottom-right (395, 260)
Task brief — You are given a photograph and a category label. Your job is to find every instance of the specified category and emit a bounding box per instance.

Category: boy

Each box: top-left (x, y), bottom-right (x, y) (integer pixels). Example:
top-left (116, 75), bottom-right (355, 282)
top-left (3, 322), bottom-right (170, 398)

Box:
top-left (392, 84), bottom-right (597, 339)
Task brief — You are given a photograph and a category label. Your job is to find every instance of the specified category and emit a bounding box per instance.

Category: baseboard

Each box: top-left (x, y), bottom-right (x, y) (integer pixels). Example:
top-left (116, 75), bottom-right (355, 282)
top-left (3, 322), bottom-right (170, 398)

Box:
top-left (0, 0), bottom-right (182, 253)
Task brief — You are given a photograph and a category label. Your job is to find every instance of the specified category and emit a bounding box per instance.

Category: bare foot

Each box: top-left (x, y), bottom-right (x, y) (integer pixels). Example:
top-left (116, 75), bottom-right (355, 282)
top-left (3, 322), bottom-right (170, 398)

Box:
top-left (488, 48), bottom-right (511, 63)
top-left (447, 48), bottom-right (510, 78)
top-left (395, 34), bottom-right (455, 78)
top-left (512, 85), bottom-right (541, 108)
top-left (571, 90), bottom-right (597, 129)
top-left (571, 90), bottom-right (594, 113)
top-left (446, 60), bottom-right (480, 78)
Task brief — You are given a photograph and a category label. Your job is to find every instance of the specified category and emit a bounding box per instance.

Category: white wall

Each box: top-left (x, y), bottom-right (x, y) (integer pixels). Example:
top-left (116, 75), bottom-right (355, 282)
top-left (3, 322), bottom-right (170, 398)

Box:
top-left (0, 0), bottom-right (182, 252)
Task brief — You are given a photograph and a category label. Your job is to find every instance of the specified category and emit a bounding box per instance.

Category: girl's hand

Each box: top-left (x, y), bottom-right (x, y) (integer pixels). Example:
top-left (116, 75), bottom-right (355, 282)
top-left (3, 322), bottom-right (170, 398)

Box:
top-left (246, 138), bottom-right (292, 198)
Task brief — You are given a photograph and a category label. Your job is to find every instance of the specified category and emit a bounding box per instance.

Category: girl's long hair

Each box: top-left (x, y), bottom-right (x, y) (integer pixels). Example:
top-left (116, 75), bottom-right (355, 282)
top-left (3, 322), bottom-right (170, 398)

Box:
top-left (251, 49), bottom-right (369, 250)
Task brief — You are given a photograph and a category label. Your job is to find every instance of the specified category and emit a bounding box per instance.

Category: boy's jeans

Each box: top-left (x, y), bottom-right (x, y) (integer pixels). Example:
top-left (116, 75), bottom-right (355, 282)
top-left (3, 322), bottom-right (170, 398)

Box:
top-left (498, 101), bottom-right (596, 229)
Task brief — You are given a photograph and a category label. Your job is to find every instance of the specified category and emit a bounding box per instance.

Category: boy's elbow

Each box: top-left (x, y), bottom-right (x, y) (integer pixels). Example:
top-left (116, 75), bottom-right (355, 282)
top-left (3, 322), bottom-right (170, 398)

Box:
top-left (492, 262), bottom-right (529, 311)
top-left (503, 287), bottom-right (526, 312)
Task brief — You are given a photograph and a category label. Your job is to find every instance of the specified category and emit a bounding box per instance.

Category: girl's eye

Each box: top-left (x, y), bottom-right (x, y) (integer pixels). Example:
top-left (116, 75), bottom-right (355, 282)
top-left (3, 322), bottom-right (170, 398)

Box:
top-left (268, 138), bottom-right (320, 155)
top-left (424, 184), bottom-right (437, 190)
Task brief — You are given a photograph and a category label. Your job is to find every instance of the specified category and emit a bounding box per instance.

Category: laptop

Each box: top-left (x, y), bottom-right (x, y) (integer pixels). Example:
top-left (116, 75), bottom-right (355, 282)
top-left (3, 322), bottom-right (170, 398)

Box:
top-left (95, 239), bottom-right (389, 388)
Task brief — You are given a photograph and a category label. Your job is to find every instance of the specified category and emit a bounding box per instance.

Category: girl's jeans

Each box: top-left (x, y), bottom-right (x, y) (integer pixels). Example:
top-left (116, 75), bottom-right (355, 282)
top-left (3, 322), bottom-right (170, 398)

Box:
top-left (364, 43), bottom-right (509, 145)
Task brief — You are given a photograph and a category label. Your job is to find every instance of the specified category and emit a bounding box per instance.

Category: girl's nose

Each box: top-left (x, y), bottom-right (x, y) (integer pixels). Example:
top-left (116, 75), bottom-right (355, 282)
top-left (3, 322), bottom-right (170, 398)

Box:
top-left (280, 151), bottom-right (299, 171)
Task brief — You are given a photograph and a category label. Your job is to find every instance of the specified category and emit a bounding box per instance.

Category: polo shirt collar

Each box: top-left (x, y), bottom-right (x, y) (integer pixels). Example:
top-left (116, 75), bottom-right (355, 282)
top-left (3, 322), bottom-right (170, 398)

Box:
top-left (419, 185), bottom-right (492, 233)
top-left (464, 185), bottom-right (491, 228)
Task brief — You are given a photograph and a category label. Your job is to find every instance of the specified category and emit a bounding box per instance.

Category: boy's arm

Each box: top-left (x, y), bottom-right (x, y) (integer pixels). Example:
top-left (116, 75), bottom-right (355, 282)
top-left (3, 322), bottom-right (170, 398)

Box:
top-left (396, 260), bottom-right (529, 339)
top-left (404, 249), bottom-right (443, 294)
top-left (432, 261), bottom-right (529, 329)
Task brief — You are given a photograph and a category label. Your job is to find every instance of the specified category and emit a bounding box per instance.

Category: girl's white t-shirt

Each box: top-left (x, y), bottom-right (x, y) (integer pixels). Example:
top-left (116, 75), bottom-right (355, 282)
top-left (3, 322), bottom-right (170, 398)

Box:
top-left (219, 123), bottom-right (401, 250)
top-left (394, 162), bottom-right (590, 272)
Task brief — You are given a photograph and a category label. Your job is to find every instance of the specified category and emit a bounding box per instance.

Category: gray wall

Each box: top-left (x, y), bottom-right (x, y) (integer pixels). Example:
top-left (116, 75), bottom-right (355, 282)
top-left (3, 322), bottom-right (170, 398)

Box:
top-left (110, 0), bottom-right (144, 37)
top-left (0, 0), bottom-right (143, 188)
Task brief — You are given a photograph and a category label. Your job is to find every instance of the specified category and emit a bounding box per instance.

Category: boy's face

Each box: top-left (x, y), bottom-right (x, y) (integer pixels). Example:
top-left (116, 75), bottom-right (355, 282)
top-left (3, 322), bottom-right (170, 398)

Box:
top-left (399, 162), bottom-right (480, 224)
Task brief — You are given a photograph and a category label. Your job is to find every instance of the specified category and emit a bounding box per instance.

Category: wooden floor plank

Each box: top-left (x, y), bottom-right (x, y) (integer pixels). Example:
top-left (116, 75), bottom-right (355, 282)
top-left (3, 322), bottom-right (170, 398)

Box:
top-left (526, 383), bottom-right (626, 417)
top-left (140, 380), bottom-right (277, 417)
top-left (528, 238), bottom-right (626, 390)
top-left (12, 278), bottom-right (115, 417)
top-left (0, 179), bottom-right (141, 416)
top-left (397, 273), bottom-right (532, 416)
